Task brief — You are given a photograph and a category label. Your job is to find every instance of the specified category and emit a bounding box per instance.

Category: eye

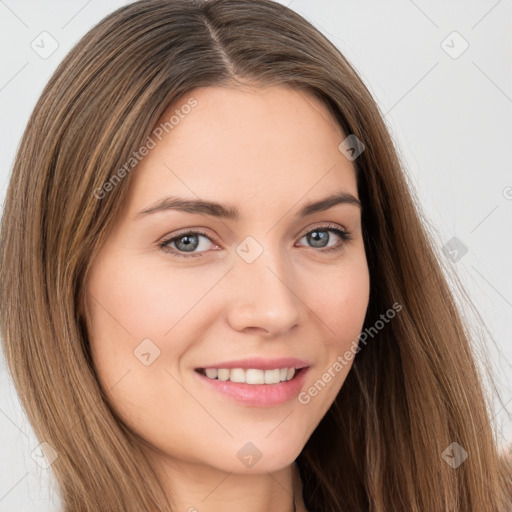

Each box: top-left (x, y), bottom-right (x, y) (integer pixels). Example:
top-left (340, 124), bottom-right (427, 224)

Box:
top-left (159, 230), bottom-right (217, 258)
top-left (159, 223), bottom-right (352, 258)
top-left (296, 223), bottom-right (352, 253)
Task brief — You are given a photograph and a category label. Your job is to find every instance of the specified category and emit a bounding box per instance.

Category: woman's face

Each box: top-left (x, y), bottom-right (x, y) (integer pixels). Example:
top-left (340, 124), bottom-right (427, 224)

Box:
top-left (85, 84), bottom-right (370, 475)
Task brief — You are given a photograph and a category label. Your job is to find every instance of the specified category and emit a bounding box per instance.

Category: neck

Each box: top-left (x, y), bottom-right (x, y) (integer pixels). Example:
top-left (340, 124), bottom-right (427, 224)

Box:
top-left (148, 454), bottom-right (307, 512)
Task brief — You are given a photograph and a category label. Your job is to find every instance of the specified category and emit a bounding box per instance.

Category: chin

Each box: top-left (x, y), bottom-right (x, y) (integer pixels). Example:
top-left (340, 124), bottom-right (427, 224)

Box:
top-left (216, 437), bottom-right (304, 474)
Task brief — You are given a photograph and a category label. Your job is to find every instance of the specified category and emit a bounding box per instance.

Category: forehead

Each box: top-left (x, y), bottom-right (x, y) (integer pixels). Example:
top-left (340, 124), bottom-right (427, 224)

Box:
top-left (125, 84), bottom-right (357, 216)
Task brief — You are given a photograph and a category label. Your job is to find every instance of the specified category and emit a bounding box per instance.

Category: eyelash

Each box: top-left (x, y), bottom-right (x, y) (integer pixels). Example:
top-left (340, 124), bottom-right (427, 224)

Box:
top-left (158, 223), bottom-right (353, 259)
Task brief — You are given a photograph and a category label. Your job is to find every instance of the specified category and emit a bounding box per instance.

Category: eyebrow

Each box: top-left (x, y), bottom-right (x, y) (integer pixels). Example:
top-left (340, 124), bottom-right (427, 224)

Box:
top-left (135, 191), bottom-right (362, 220)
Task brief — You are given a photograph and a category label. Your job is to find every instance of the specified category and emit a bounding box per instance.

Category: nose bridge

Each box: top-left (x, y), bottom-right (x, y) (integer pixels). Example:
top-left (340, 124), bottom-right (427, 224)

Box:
top-left (227, 234), bottom-right (301, 334)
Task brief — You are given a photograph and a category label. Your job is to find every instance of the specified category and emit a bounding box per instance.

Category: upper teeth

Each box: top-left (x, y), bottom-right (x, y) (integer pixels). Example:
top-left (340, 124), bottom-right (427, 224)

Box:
top-left (203, 367), bottom-right (296, 384)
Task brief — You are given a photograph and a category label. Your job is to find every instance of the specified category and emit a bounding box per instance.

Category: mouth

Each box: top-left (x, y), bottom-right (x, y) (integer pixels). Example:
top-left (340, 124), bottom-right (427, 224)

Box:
top-left (193, 360), bottom-right (310, 407)
top-left (195, 366), bottom-right (305, 384)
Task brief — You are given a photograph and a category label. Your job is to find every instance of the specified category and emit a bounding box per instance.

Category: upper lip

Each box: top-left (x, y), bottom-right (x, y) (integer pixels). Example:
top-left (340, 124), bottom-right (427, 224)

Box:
top-left (196, 357), bottom-right (310, 371)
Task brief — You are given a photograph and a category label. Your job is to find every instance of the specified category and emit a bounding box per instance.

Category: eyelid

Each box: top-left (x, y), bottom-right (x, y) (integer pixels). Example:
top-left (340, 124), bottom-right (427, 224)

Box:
top-left (159, 227), bottom-right (218, 245)
top-left (296, 221), bottom-right (348, 238)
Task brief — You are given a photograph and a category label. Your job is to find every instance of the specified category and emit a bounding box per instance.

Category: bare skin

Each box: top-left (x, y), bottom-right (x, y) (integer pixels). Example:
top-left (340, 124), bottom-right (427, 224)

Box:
top-left (85, 84), bottom-right (370, 512)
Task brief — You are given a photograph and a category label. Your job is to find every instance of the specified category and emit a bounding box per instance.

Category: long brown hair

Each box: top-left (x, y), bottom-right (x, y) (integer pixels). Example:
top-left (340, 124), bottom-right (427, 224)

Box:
top-left (1, 0), bottom-right (510, 510)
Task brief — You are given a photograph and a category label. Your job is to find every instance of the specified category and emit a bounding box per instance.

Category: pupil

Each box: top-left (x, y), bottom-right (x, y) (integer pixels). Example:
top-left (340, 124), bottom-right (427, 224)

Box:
top-left (309, 230), bottom-right (327, 248)
top-left (176, 235), bottom-right (198, 252)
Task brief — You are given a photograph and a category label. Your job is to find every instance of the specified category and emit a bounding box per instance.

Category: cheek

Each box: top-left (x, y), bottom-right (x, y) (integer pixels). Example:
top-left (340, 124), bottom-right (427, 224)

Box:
top-left (84, 254), bottom-right (200, 448)
top-left (87, 256), bottom-right (215, 337)
top-left (332, 278), bottom-right (369, 346)
top-left (309, 259), bottom-right (370, 348)
top-left (298, 258), bottom-right (370, 409)
top-left (84, 252), bottom-right (229, 413)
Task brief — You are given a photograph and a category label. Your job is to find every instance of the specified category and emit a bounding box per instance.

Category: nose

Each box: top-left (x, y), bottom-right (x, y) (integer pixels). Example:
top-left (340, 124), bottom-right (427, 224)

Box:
top-left (226, 247), bottom-right (302, 337)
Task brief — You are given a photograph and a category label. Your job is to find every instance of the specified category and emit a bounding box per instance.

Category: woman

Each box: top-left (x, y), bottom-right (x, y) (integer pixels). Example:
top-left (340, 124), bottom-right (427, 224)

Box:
top-left (0, 0), bottom-right (510, 511)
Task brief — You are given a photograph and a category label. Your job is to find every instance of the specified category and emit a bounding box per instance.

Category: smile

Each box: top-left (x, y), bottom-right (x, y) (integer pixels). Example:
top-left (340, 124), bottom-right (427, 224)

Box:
top-left (193, 366), bottom-right (309, 407)
top-left (196, 367), bottom-right (296, 384)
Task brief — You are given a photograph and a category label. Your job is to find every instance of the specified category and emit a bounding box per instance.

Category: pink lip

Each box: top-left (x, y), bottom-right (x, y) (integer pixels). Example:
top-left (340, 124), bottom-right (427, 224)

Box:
top-left (196, 357), bottom-right (310, 371)
top-left (193, 366), bottom-right (311, 407)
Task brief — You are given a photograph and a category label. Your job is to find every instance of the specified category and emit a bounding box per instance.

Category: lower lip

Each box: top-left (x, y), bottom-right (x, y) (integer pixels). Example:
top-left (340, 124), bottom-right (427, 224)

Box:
top-left (194, 367), bottom-right (310, 407)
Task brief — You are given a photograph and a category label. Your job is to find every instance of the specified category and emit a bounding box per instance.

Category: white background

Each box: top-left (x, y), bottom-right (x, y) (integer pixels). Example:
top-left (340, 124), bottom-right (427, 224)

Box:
top-left (0, 1), bottom-right (511, 510)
